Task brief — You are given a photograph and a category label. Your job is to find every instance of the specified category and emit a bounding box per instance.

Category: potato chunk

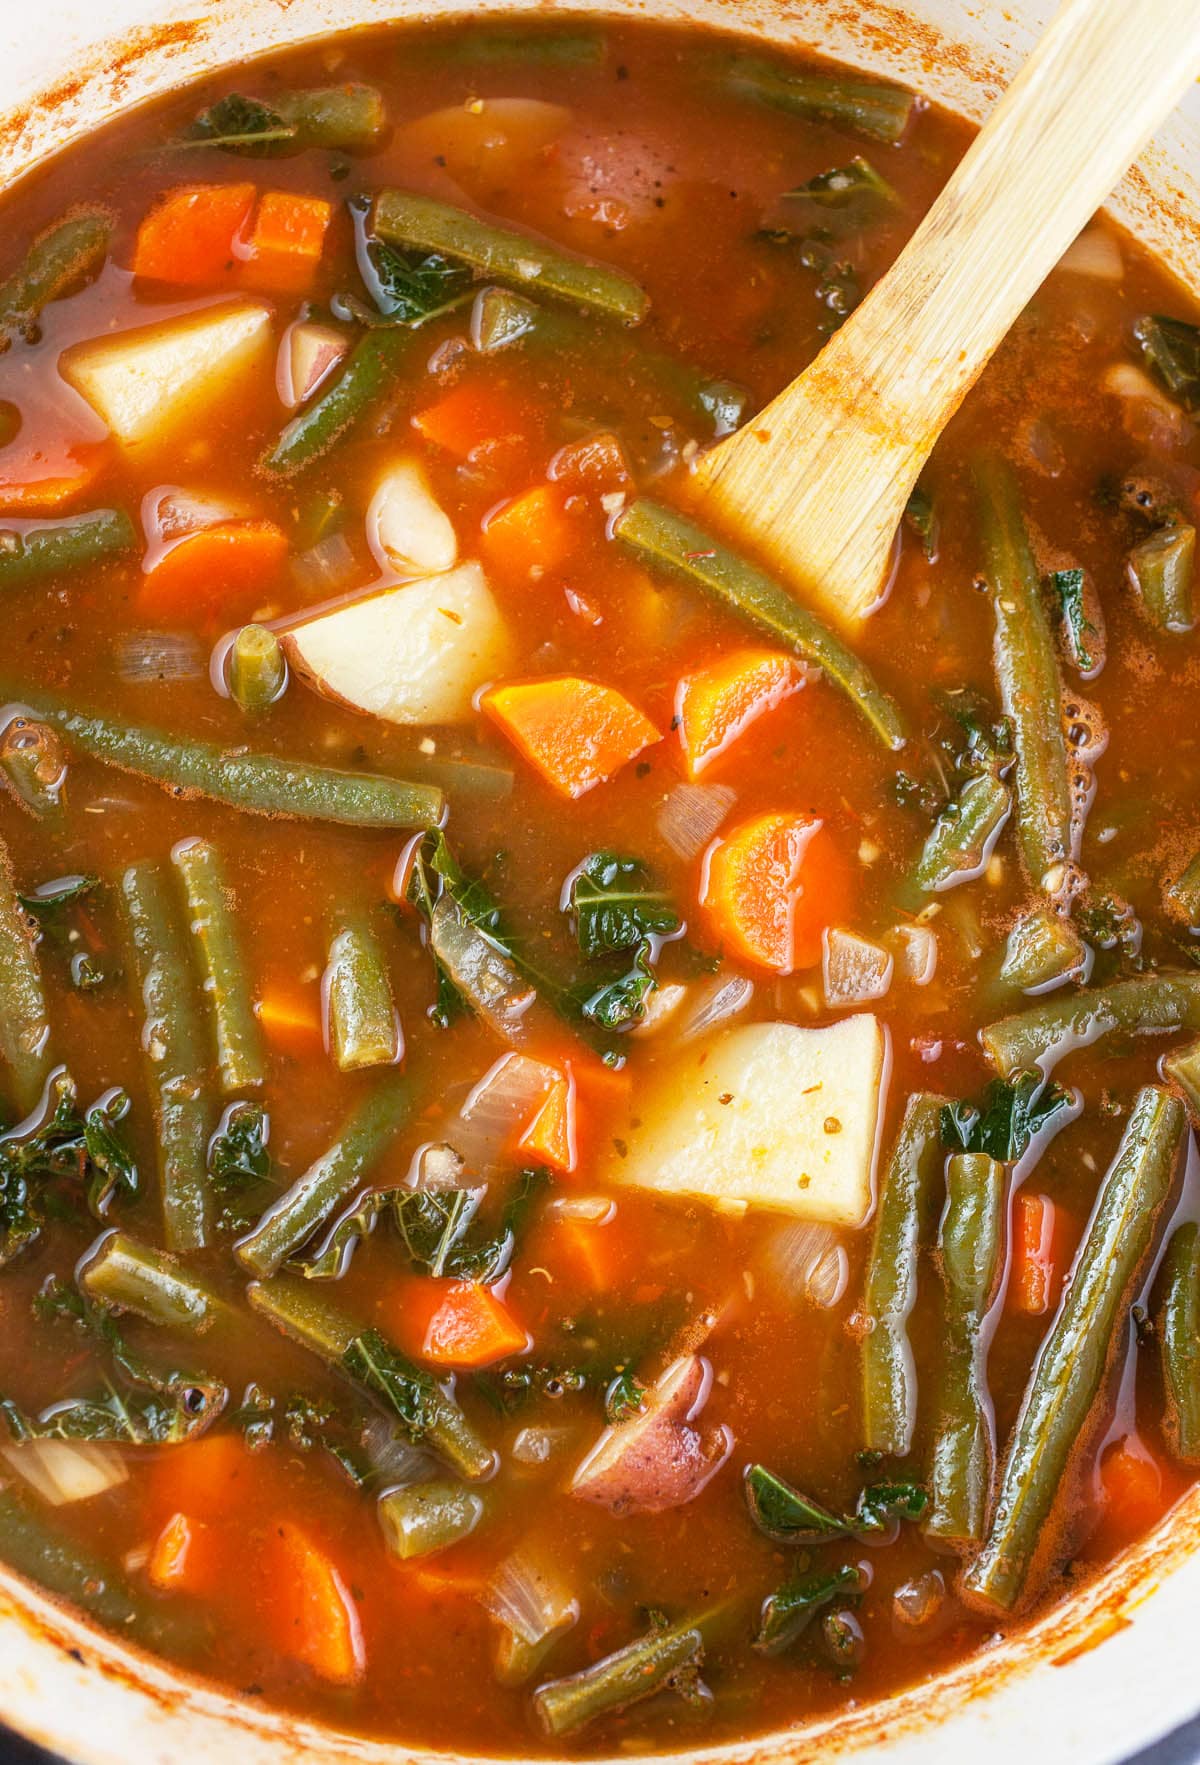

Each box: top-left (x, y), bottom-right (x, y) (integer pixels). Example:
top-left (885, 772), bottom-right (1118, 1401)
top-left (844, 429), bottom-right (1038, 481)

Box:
top-left (606, 1016), bottom-right (887, 1227)
top-left (282, 562), bottom-right (514, 726)
top-left (61, 299), bottom-right (273, 449)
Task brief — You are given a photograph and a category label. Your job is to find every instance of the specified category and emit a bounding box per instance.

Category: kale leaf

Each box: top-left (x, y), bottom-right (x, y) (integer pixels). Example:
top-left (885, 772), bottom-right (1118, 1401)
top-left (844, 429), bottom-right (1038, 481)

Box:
top-left (941, 1072), bottom-right (1072, 1163)
top-left (1135, 314), bottom-right (1200, 413)
top-left (744, 1463), bottom-right (927, 1545)
top-left (568, 853), bottom-right (680, 958)
top-left (17, 874), bottom-right (108, 991)
top-left (904, 485), bottom-right (938, 560)
top-left (0, 1069), bottom-right (138, 1264)
top-left (207, 1102), bottom-right (271, 1229)
top-left (784, 156), bottom-right (897, 209)
top-left (755, 1564), bottom-right (863, 1656)
top-left (1046, 568), bottom-right (1102, 675)
top-left (342, 1329), bottom-right (441, 1436)
top-left (344, 195), bottom-right (473, 327)
top-left (187, 94), bottom-right (298, 154)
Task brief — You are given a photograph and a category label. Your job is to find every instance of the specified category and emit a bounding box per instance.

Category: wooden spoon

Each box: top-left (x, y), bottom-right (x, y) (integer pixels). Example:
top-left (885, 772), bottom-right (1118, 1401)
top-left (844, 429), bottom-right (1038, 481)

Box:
top-left (691, 0), bottom-right (1200, 629)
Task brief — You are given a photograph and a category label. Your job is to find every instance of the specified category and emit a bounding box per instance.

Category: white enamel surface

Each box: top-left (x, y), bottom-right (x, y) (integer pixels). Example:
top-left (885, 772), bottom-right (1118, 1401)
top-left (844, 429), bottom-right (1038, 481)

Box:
top-left (0, 1), bottom-right (1198, 1762)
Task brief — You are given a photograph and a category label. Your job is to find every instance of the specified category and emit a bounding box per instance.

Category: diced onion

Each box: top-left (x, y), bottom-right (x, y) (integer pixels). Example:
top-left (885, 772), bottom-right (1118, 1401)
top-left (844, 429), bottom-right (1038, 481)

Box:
top-left (451, 1051), bottom-right (558, 1167)
top-left (362, 1416), bottom-right (438, 1490)
top-left (548, 1194), bottom-right (614, 1225)
top-left (480, 1547), bottom-right (579, 1648)
top-left (629, 981), bottom-right (687, 1038)
top-left (823, 928), bottom-right (894, 1007)
top-left (511, 1426), bottom-right (575, 1466)
top-left (673, 973), bottom-right (753, 1044)
top-left (1, 1438), bottom-right (128, 1506)
top-left (656, 781), bottom-right (736, 859)
top-left (761, 1219), bottom-right (849, 1309)
top-left (112, 631), bottom-right (205, 684)
top-left (1058, 227), bottom-right (1124, 282)
top-left (407, 1141), bottom-right (470, 1192)
top-left (430, 898), bottom-right (535, 1044)
top-left (892, 924), bottom-right (937, 987)
top-left (291, 532), bottom-right (358, 598)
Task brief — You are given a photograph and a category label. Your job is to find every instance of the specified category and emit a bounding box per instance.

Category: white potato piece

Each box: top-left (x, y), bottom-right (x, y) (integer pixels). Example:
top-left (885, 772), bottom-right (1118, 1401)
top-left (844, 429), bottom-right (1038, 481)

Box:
top-left (401, 98), bottom-right (571, 192)
top-left (571, 1354), bottom-right (732, 1515)
top-left (283, 562), bottom-right (514, 726)
top-left (278, 319), bottom-right (348, 410)
top-left (61, 299), bottom-right (273, 449)
top-left (367, 456), bottom-right (458, 576)
top-left (606, 1016), bottom-right (887, 1227)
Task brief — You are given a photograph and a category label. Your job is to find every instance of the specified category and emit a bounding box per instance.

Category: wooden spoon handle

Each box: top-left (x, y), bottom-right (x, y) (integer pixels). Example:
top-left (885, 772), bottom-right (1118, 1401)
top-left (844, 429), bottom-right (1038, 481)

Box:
top-left (693, 0), bottom-right (1200, 626)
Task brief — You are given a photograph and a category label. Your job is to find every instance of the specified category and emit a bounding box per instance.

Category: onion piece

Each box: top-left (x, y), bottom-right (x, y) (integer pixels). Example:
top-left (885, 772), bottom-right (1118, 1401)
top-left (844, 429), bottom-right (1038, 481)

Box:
top-left (823, 928), bottom-right (893, 1007)
top-left (673, 973), bottom-right (753, 1044)
top-left (481, 1547), bottom-right (580, 1648)
top-left (891, 923), bottom-right (937, 987)
top-left (451, 1051), bottom-right (558, 1167)
top-left (511, 1425), bottom-right (576, 1466)
top-left (362, 1415), bottom-right (438, 1490)
top-left (112, 631), bottom-right (205, 684)
top-left (1058, 227), bottom-right (1123, 282)
top-left (761, 1219), bottom-right (849, 1309)
top-left (291, 531), bottom-right (358, 598)
top-left (629, 981), bottom-right (687, 1038)
top-left (429, 897), bottom-right (535, 1045)
top-left (408, 1140), bottom-right (470, 1192)
top-left (656, 781), bottom-right (735, 859)
top-left (547, 1194), bottom-right (614, 1225)
top-left (1, 1438), bottom-right (128, 1506)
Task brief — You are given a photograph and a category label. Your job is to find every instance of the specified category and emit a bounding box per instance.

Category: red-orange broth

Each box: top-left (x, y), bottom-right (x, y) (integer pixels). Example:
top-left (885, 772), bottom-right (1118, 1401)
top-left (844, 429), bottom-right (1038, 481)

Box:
top-left (0, 16), bottom-right (1198, 1755)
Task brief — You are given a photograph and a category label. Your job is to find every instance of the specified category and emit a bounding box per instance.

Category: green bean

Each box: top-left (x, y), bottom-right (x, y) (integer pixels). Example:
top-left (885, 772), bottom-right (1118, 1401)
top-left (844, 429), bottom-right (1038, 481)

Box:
top-left (1160, 1222), bottom-right (1200, 1464)
top-left (261, 326), bottom-right (416, 478)
top-left (976, 456), bottom-right (1074, 893)
top-left (373, 189), bottom-right (648, 325)
top-left (236, 1074), bottom-right (412, 1276)
top-left (862, 1094), bottom-right (947, 1458)
top-left (171, 838), bottom-right (265, 1097)
top-left (78, 1229), bottom-right (232, 1334)
top-left (377, 1479), bottom-right (484, 1559)
top-left (272, 85), bottom-right (386, 153)
top-left (401, 750), bottom-right (515, 802)
top-left (326, 915), bottom-right (400, 1072)
top-left (613, 499), bottom-right (907, 751)
top-left (905, 772), bottom-right (1010, 901)
top-left (1165, 852), bottom-right (1200, 927)
top-left (982, 971), bottom-right (1200, 1078)
top-left (228, 624), bottom-right (286, 713)
top-left (926, 1152), bottom-right (1005, 1548)
top-left (0, 840), bottom-right (50, 1117)
top-left (0, 508), bottom-right (137, 589)
top-left (964, 1087), bottom-right (1185, 1612)
top-left (119, 861), bottom-right (211, 1252)
top-left (471, 286), bottom-right (748, 436)
top-left (1128, 524), bottom-right (1195, 631)
top-left (999, 905), bottom-right (1089, 992)
top-left (424, 28), bottom-right (607, 66)
top-left (0, 208), bottom-right (112, 350)
top-left (0, 680), bottom-right (443, 829)
top-left (721, 56), bottom-right (914, 144)
top-left (0, 716), bottom-right (67, 823)
top-left (1163, 1036), bottom-right (1200, 1117)
top-left (533, 1616), bottom-right (704, 1736)
top-left (247, 1274), bottom-right (494, 1478)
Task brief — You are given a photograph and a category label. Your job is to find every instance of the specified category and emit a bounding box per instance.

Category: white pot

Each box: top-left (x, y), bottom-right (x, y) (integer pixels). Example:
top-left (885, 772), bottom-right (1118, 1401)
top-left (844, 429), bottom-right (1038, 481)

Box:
top-left (0, 2), bottom-right (1197, 1761)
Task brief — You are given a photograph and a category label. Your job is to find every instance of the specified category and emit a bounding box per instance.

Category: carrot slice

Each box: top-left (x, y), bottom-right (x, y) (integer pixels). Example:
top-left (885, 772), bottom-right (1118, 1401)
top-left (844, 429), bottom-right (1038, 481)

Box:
top-left (541, 1214), bottom-right (618, 1292)
top-left (519, 1074), bottom-right (576, 1173)
top-left (139, 518), bottom-right (288, 620)
top-left (265, 1522), bottom-right (365, 1686)
top-left (257, 985), bottom-right (324, 1057)
top-left (482, 484), bottom-right (580, 579)
top-left (675, 648), bottom-right (805, 778)
top-left (392, 1278), bottom-right (528, 1369)
top-left (413, 381), bottom-right (533, 462)
top-left (147, 1512), bottom-right (215, 1594)
top-left (1009, 1192), bottom-right (1068, 1316)
top-left (242, 192), bottom-right (332, 295)
top-left (132, 183), bottom-right (256, 287)
top-left (150, 1432), bottom-right (250, 1523)
top-left (0, 439), bottom-right (108, 514)
top-left (549, 431), bottom-right (634, 496)
top-left (1097, 1437), bottom-right (1167, 1549)
top-left (482, 676), bottom-right (660, 798)
top-left (701, 810), bottom-right (849, 974)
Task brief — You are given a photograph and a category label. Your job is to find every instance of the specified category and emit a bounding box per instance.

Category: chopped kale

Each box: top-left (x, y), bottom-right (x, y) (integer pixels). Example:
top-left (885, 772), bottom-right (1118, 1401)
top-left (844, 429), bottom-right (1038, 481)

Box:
top-left (568, 853), bottom-right (681, 959)
top-left (941, 1072), bottom-right (1072, 1163)
top-left (604, 1368), bottom-right (647, 1424)
top-left (784, 156), bottom-right (897, 209)
top-left (755, 1564), bottom-right (863, 1655)
top-left (1046, 568), bottom-right (1102, 675)
top-left (343, 195), bottom-right (473, 326)
top-left (744, 1464), bottom-right (928, 1544)
top-left (207, 1102), bottom-right (271, 1229)
top-left (1135, 314), bottom-right (1200, 412)
top-left (904, 485), bottom-right (939, 559)
top-left (187, 94), bottom-right (298, 154)
top-left (342, 1329), bottom-right (441, 1436)
top-left (0, 1069), bottom-right (138, 1265)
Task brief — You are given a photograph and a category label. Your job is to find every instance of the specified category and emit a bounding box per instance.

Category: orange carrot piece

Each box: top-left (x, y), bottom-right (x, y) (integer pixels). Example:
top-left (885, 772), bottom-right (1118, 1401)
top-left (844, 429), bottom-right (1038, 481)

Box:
top-left (1097, 1437), bottom-right (1167, 1549)
top-left (482, 483), bottom-right (580, 579)
top-left (1009, 1193), bottom-right (1068, 1316)
top-left (413, 381), bottom-right (532, 462)
top-left (549, 431), bottom-right (634, 496)
top-left (266, 1522), bottom-right (365, 1686)
top-left (150, 1433), bottom-right (250, 1523)
top-left (242, 192), bottom-right (332, 295)
top-left (544, 1215), bottom-right (618, 1292)
top-left (0, 440), bottom-right (108, 514)
top-left (701, 810), bottom-right (849, 974)
top-left (257, 985), bottom-right (324, 1057)
top-left (393, 1278), bottom-right (528, 1369)
top-left (519, 1074), bottom-right (576, 1173)
top-left (675, 648), bottom-right (805, 778)
top-left (147, 1512), bottom-right (214, 1594)
top-left (132, 183), bottom-right (256, 287)
top-left (139, 518), bottom-right (288, 621)
top-left (482, 676), bottom-right (661, 798)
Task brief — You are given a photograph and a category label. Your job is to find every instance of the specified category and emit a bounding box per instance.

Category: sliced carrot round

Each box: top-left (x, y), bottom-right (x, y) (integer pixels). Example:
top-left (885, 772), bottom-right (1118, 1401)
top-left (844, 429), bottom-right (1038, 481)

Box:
top-left (701, 810), bottom-right (850, 973)
top-left (675, 647), bottom-right (804, 778)
top-left (265, 1522), bottom-right (365, 1686)
top-left (483, 676), bottom-right (661, 798)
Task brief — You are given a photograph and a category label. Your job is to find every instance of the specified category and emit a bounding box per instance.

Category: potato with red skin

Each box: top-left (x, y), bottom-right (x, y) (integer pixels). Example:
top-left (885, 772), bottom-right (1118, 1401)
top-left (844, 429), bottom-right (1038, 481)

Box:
top-left (570, 1354), bottom-right (733, 1515)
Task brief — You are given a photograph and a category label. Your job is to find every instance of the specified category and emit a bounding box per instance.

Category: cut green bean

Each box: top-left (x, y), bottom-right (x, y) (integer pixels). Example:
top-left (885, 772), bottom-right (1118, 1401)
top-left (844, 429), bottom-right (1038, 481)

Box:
top-left (247, 1274), bottom-right (494, 1478)
top-left (1000, 905), bottom-right (1089, 993)
top-left (982, 971), bottom-right (1200, 1077)
top-left (862, 1094), bottom-right (947, 1458)
top-left (471, 286), bottom-right (748, 436)
top-left (0, 208), bottom-right (112, 349)
top-left (325, 915), bottom-right (400, 1072)
top-left (534, 1615), bottom-right (704, 1736)
top-left (1163, 1036), bottom-right (1200, 1116)
top-left (236, 1074), bottom-right (412, 1276)
top-left (964, 1087), bottom-right (1185, 1612)
top-left (228, 624), bottom-right (286, 713)
top-left (1160, 1222), bottom-right (1200, 1464)
top-left (0, 839), bottom-right (50, 1116)
top-left (261, 326), bottom-right (416, 478)
top-left (926, 1152), bottom-right (1005, 1548)
top-left (1129, 524), bottom-right (1195, 631)
top-left (401, 750), bottom-right (515, 802)
top-left (976, 456), bottom-right (1074, 893)
top-left (378, 1479), bottom-right (484, 1559)
top-left (0, 716), bottom-right (67, 823)
top-left (0, 680), bottom-right (443, 829)
top-left (78, 1229), bottom-right (232, 1334)
top-left (1166, 852), bottom-right (1200, 927)
top-left (171, 839), bottom-right (265, 1096)
top-left (906, 772), bottom-right (1010, 901)
top-left (269, 85), bottom-right (386, 153)
top-left (373, 189), bottom-right (648, 325)
top-left (423, 28), bottom-right (607, 66)
top-left (721, 56), bottom-right (914, 143)
top-left (614, 499), bottom-right (907, 751)
top-left (119, 861), bottom-right (211, 1252)
top-left (0, 508), bottom-right (137, 589)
